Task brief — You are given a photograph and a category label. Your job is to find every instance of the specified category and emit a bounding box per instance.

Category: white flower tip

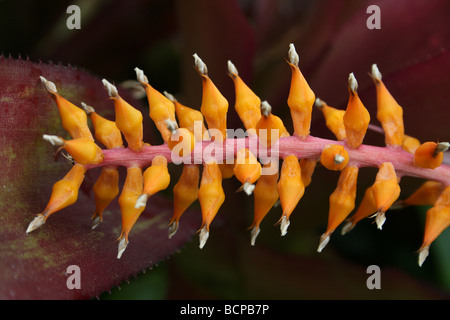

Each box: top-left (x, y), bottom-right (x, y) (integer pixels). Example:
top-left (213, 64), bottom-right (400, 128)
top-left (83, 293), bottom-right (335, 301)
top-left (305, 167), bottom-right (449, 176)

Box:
top-left (165, 119), bottom-right (178, 133)
top-left (117, 237), bottom-right (128, 259)
top-left (243, 182), bottom-right (255, 196)
top-left (317, 233), bottom-right (330, 253)
top-left (91, 216), bottom-right (101, 230)
top-left (371, 64), bottom-right (382, 81)
top-left (42, 134), bottom-right (64, 147)
top-left (40, 76), bottom-right (57, 93)
top-left (193, 53), bottom-right (208, 75)
top-left (102, 79), bottom-right (118, 97)
top-left (26, 215), bottom-right (46, 233)
top-left (163, 91), bottom-right (177, 102)
top-left (288, 43), bottom-right (299, 66)
top-left (375, 211), bottom-right (386, 230)
top-left (168, 221), bottom-right (179, 239)
top-left (418, 246), bottom-right (429, 267)
top-left (280, 215), bottom-right (290, 236)
top-left (314, 97), bottom-right (326, 109)
top-left (134, 194), bottom-right (148, 209)
top-left (199, 225), bottom-right (209, 249)
top-left (334, 154), bottom-right (345, 165)
top-left (80, 102), bottom-right (95, 115)
top-left (250, 226), bottom-right (260, 246)
top-left (134, 67), bottom-right (148, 84)
top-left (227, 60), bottom-right (238, 76)
top-left (348, 72), bottom-right (358, 92)
top-left (340, 221), bottom-right (354, 235)
top-left (436, 142), bottom-right (450, 153)
top-left (260, 100), bottom-right (272, 117)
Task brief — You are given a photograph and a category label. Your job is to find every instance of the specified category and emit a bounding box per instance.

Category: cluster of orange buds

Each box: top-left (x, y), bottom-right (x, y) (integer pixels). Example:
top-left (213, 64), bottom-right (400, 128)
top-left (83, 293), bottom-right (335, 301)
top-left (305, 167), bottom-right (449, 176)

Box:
top-left (28, 44), bottom-right (449, 267)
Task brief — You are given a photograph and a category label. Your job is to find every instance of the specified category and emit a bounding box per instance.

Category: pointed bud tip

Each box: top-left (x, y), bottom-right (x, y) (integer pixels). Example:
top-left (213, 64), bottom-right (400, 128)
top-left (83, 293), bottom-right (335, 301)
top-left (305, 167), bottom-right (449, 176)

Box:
top-left (227, 60), bottom-right (238, 76)
top-left (250, 226), bottom-right (260, 246)
top-left (280, 215), bottom-right (290, 236)
top-left (26, 215), bottom-right (46, 233)
top-left (40, 76), bottom-right (57, 93)
top-left (199, 225), bottom-right (209, 249)
top-left (418, 246), bottom-right (429, 267)
top-left (42, 134), bottom-right (64, 147)
top-left (348, 73), bottom-right (358, 92)
top-left (317, 233), bottom-right (330, 253)
top-left (134, 67), bottom-right (148, 84)
top-left (91, 216), bottom-right (101, 230)
top-left (163, 91), bottom-right (177, 102)
top-left (375, 211), bottom-right (386, 230)
top-left (81, 102), bottom-right (95, 115)
top-left (341, 221), bottom-right (354, 235)
top-left (261, 100), bottom-right (272, 117)
top-left (168, 221), bottom-right (179, 239)
top-left (165, 119), bottom-right (178, 133)
top-left (436, 142), bottom-right (450, 153)
top-left (334, 154), bottom-right (345, 165)
top-left (117, 237), bottom-right (128, 259)
top-left (288, 43), bottom-right (299, 66)
top-left (371, 64), bottom-right (382, 81)
top-left (102, 79), bottom-right (118, 97)
top-left (314, 97), bottom-right (326, 109)
top-left (243, 182), bottom-right (255, 196)
top-left (134, 194), bottom-right (148, 209)
top-left (193, 53), bottom-right (208, 75)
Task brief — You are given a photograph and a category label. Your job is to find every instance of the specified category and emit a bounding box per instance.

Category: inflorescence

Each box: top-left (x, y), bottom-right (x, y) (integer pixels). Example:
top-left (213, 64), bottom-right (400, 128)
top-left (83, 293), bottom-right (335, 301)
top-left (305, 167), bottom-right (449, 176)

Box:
top-left (27, 44), bottom-right (449, 266)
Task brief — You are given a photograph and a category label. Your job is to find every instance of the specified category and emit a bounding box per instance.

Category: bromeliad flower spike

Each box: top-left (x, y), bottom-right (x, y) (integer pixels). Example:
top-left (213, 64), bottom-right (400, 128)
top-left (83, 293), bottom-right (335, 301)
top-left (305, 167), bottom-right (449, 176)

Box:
top-left (27, 44), bottom-right (450, 267)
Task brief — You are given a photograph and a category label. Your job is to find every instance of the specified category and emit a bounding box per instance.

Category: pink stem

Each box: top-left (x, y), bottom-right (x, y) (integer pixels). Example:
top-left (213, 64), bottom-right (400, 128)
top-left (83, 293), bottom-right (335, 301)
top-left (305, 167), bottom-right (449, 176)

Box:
top-left (86, 135), bottom-right (450, 186)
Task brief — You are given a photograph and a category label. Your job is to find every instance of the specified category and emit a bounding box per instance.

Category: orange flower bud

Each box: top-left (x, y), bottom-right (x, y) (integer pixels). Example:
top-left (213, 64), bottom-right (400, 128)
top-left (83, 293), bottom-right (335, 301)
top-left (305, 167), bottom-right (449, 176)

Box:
top-left (82, 103), bottom-right (123, 149)
top-left (197, 161), bottom-right (225, 248)
top-left (341, 186), bottom-right (377, 235)
top-left (194, 54), bottom-right (228, 141)
top-left (418, 186), bottom-right (450, 267)
top-left (43, 135), bottom-right (104, 165)
top-left (370, 64), bottom-right (404, 147)
top-left (166, 120), bottom-right (196, 158)
top-left (413, 141), bottom-right (449, 169)
top-left (402, 180), bottom-right (445, 207)
top-left (250, 161), bottom-right (279, 245)
top-left (255, 101), bottom-right (290, 147)
top-left (102, 79), bottom-right (144, 151)
top-left (233, 148), bottom-right (262, 195)
top-left (135, 68), bottom-right (176, 143)
top-left (166, 93), bottom-right (207, 142)
top-left (117, 166), bottom-right (145, 258)
top-left (371, 162), bottom-right (401, 229)
top-left (402, 134), bottom-right (421, 154)
top-left (169, 164), bottom-right (200, 238)
top-left (91, 167), bottom-right (120, 229)
top-left (318, 166), bottom-right (358, 252)
top-left (343, 73), bottom-right (370, 148)
top-left (134, 155), bottom-right (171, 210)
top-left (277, 155), bottom-right (305, 236)
top-left (26, 164), bottom-right (86, 233)
top-left (320, 144), bottom-right (349, 171)
top-left (40, 77), bottom-right (93, 140)
top-left (300, 159), bottom-right (316, 187)
top-left (286, 44), bottom-right (315, 138)
top-left (315, 98), bottom-right (346, 141)
top-left (228, 60), bottom-right (261, 133)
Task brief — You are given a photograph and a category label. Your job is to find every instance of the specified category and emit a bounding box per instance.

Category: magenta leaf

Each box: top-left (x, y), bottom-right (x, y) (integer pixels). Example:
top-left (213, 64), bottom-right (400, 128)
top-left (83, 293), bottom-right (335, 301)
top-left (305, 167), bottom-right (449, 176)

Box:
top-left (0, 57), bottom-right (200, 299)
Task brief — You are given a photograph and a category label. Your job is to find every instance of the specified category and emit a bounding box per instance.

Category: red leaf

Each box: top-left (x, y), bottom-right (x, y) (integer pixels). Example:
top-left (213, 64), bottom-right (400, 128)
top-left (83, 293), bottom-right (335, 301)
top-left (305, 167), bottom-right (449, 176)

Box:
top-left (0, 57), bottom-right (200, 299)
